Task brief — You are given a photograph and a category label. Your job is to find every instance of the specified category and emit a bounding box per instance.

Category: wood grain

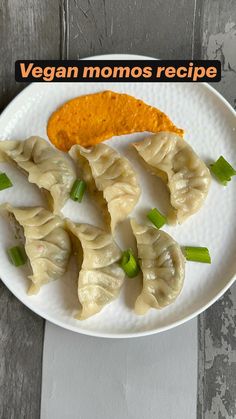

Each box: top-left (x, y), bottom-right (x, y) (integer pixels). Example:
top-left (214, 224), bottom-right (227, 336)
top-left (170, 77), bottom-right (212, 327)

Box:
top-left (0, 0), bottom-right (61, 417)
top-left (197, 1), bottom-right (236, 418)
top-left (68, 0), bottom-right (197, 59)
top-left (0, 0), bottom-right (61, 111)
top-left (0, 286), bottom-right (44, 419)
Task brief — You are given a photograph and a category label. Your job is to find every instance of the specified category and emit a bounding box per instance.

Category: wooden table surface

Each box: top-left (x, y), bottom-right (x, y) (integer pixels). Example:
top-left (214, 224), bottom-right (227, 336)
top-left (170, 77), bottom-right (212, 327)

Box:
top-left (0, 1), bottom-right (236, 418)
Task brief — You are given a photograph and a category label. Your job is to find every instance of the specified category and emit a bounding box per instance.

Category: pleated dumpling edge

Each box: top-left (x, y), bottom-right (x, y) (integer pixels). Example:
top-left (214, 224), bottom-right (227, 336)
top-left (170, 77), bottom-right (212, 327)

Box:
top-left (0, 136), bottom-right (76, 214)
top-left (132, 132), bottom-right (211, 224)
top-left (66, 219), bottom-right (125, 320)
top-left (69, 142), bottom-right (141, 233)
top-left (0, 203), bottom-right (71, 294)
top-left (130, 218), bottom-right (185, 315)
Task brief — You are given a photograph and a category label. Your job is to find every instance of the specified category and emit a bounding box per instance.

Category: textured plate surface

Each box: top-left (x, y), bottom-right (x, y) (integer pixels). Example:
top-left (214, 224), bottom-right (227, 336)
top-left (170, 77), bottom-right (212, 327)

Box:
top-left (0, 54), bottom-right (236, 338)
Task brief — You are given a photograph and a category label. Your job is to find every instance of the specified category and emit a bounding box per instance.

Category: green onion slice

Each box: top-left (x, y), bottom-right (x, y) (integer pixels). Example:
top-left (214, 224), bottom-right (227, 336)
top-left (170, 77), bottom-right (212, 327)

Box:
top-left (0, 172), bottom-right (13, 191)
top-left (147, 208), bottom-right (167, 229)
top-left (7, 246), bottom-right (27, 267)
top-left (183, 246), bottom-right (211, 264)
top-left (70, 179), bottom-right (86, 202)
top-left (210, 156), bottom-right (236, 186)
top-left (120, 249), bottom-right (140, 278)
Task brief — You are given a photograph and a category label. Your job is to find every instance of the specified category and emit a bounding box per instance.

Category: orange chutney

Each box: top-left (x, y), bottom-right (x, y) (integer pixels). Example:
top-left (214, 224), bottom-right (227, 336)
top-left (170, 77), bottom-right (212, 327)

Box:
top-left (47, 90), bottom-right (184, 151)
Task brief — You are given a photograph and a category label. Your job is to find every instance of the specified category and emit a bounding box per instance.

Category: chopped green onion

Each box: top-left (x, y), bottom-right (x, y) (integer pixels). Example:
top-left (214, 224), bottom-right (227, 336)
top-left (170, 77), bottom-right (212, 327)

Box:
top-left (147, 208), bottom-right (167, 229)
top-left (120, 249), bottom-right (140, 278)
top-left (0, 172), bottom-right (13, 191)
top-left (183, 246), bottom-right (211, 264)
top-left (210, 156), bottom-right (236, 186)
top-left (7, 246), bottom-right (27, 267)
top-left (70, 179), bottom-right (86, 202)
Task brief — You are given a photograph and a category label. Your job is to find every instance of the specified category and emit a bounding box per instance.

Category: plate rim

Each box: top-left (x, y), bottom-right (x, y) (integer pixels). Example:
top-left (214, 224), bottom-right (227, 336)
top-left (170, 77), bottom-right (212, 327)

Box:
top-left (0, 53), bottom-right (236, 338)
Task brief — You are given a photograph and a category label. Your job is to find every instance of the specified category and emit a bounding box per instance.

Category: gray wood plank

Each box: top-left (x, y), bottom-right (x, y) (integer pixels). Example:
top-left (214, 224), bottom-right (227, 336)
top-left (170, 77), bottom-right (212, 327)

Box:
top-left (198, 288), bottom-right (236, 419)
top-left (68, 0), bottom-right (196, 59)
top-left (0, 0), bottom-right (61, 111)
top-left (196, 1), bottom-right (236, 418)
top-left (0, 1), bottom-right (61, 418)
top-left (0, 286), bottom-right (44, 419)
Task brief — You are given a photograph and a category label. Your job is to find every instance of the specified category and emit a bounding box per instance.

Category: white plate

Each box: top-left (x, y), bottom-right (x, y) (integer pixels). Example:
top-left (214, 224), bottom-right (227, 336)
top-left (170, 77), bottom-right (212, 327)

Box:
top-left (0, 54), bottom-right (236, 338)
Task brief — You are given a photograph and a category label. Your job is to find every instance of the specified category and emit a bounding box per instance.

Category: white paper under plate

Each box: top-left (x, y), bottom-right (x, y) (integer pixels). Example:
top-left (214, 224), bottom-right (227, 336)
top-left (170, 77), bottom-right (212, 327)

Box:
top-left (0, 54), bottom-right (235, 338)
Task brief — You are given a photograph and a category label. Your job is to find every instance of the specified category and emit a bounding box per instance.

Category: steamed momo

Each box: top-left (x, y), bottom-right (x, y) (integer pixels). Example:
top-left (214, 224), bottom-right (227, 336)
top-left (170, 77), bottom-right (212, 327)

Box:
top-left (131, 219), bottom-right (185, 314)
top-left (66, 220), bottom-right (125, 320)
top-left (133, 132), bottom-right (211, 224)
top-left (0, 136), bottom-right (76, 213)
top-left (1, 204), bottom-right (71, 294)
top-left (69, 143), bottom-right (140, 233)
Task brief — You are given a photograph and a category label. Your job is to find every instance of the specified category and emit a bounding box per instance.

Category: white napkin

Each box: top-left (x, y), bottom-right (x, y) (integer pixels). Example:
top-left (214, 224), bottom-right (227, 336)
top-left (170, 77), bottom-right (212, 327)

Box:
top-left (41, 319), bottom-right (197, 419)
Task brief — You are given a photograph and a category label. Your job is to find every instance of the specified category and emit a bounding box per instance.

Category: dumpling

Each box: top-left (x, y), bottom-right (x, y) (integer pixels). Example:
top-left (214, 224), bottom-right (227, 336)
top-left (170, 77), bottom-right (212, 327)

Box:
top-left (133, 132), bottom-right (211, 224)
top-left (0, 136), bottom-right (76, 213)
top-left (1, 204), bottom-right (71, 294)
top-left (130, 219), bottom-right (185, 314)
top-left (69, 143), bottom-right (141, 233)
top-left (66, 220), bottom-right (125, 319)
